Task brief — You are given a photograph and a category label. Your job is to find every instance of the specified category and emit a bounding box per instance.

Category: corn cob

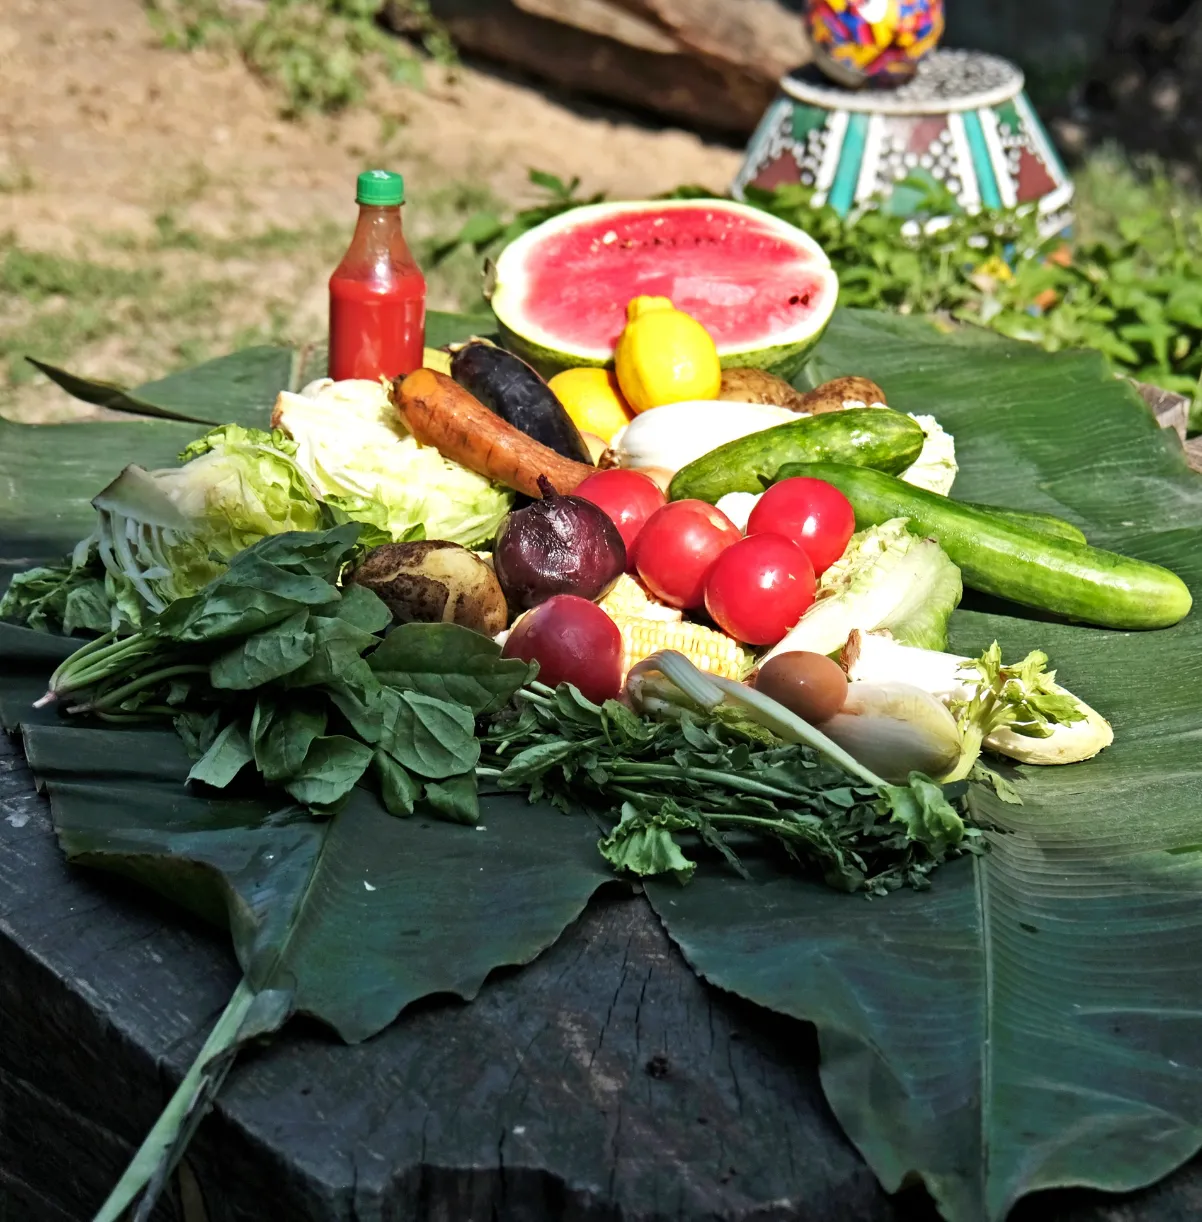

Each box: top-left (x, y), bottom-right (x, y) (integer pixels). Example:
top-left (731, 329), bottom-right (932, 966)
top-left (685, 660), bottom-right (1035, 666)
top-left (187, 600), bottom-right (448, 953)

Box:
top-left (611, 613), bottom-right (747, 682)
top-left (599, 573), bottom-right (681, 623)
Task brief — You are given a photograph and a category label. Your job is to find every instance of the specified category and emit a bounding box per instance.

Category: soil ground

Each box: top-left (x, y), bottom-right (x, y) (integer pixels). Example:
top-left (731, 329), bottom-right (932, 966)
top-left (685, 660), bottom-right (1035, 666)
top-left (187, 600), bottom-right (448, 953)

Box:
top-left (0, 0), bottom-right (742, 422)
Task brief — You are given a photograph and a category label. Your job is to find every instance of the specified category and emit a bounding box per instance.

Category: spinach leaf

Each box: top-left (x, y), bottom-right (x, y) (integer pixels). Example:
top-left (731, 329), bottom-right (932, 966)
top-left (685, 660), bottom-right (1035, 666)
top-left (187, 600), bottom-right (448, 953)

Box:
top-left (369, 622), bottom-right (536, 715)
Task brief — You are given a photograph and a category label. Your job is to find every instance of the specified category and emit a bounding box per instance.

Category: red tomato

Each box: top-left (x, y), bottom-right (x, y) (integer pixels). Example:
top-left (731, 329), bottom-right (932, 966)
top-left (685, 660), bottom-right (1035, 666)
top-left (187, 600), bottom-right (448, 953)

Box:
top-left (703, 533), bottom-right (815, 645)
top-left (634, 500), bottom-right (741, 609)
top-left (573, 469), bottom-right (666, 568)
top-left (502, 595), bottom-right (622, 703)
top-left (745, 477), bottom-right (855, 575)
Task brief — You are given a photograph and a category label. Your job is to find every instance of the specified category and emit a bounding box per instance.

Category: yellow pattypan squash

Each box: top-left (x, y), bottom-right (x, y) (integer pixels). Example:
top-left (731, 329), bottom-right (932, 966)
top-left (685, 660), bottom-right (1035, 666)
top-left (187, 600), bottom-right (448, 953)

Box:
top-left (614, 296), bottom-right (722, 414)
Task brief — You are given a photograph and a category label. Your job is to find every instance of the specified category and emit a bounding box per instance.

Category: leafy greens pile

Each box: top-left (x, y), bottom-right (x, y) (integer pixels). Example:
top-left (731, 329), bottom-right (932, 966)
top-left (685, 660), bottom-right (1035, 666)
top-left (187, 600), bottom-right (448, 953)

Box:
top-left (0, 425), bottom-right (327, 636)
top-left (0, 382), bottom-right (516, 639)
top-left (37, 522), bottom-right (971, 893)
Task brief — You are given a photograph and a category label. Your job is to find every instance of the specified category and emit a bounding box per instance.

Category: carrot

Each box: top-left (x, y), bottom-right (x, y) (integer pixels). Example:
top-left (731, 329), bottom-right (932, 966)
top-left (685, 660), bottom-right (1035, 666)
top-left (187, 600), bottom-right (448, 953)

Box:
top-left (393, 369), bottom-right (595, 498)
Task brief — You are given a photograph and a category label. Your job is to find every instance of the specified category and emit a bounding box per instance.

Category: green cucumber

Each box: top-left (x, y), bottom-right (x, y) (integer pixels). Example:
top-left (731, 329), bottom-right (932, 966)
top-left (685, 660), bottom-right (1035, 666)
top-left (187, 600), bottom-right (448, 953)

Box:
top-left (668, 408), bottom-right (924, 504)
top-left (960, 502), bottom-right (1087, 545)
top-left (775, 462), bottom-right (1193, 630)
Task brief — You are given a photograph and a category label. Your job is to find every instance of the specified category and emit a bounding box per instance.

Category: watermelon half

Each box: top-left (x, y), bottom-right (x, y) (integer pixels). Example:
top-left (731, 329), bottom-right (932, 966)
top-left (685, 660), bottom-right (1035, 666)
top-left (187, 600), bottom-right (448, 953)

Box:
top-left (488, 199), bottom-right (839, 381)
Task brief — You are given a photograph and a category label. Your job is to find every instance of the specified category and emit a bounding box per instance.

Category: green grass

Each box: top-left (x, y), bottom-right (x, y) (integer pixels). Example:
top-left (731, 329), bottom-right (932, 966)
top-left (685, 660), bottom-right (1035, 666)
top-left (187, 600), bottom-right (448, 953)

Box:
top-left (0, 235), bottom-right (231, 392)
top-left (145, 0), bottom-right (454, 117)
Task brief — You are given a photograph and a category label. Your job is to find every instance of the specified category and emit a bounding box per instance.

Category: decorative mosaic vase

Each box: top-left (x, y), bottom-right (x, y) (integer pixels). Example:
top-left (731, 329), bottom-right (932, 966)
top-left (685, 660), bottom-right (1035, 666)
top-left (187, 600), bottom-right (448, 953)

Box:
top-left (732, 49), bottom-right (1074, 238)
top-left (808, 0), bottom-right (945, 90)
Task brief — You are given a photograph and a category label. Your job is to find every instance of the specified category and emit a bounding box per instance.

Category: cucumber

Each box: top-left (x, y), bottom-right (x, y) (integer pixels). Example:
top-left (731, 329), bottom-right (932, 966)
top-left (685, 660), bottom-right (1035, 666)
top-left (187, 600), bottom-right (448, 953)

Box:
top-left (774, 462), bottom-right (1193, 630)
top-left (960, 502), bottom-right (1087, 545)
top-left (668, 408), bottom-right (924, 504)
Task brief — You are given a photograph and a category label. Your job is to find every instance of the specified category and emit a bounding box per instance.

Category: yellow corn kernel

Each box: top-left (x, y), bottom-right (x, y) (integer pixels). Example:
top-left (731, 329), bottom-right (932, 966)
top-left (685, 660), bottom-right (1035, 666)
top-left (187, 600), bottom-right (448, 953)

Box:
top-left (612, 613), bottom-right (747, 682)
top-left (599, 573), bottom-right (681, 623)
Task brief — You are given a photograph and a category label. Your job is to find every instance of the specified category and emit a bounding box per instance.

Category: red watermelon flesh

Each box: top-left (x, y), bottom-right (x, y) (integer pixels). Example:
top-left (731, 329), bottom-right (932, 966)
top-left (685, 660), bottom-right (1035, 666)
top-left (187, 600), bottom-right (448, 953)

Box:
top-left (516, 207), bottom-right (832, 351)
top-left (490, 200), bottom-right (840, 376)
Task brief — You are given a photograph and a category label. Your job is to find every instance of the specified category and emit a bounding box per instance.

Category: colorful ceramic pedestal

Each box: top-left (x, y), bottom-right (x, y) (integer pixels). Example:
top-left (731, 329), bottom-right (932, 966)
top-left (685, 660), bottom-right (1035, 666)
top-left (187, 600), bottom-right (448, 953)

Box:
top-left (733, 49), bottom-right (1073, 237)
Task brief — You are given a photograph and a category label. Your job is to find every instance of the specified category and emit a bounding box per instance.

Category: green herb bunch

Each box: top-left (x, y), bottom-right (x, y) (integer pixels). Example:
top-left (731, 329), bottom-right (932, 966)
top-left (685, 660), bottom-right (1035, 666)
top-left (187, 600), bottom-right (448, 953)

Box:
top-left (40, 522), bottom-right (532, 824)
top-left (483, 683), bottom-right (970, 896)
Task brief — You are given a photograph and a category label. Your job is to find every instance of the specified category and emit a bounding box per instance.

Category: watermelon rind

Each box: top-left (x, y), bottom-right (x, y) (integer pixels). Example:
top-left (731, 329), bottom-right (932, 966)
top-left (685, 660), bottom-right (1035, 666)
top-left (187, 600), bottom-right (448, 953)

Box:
top-left (489, 199), bottom-right (839, 381)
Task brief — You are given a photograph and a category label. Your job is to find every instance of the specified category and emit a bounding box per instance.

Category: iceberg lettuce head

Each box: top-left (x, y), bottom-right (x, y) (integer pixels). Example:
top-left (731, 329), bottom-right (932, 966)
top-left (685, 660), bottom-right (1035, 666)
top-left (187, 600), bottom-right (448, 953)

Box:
top-left (272, 378), bottom-right (513, 548)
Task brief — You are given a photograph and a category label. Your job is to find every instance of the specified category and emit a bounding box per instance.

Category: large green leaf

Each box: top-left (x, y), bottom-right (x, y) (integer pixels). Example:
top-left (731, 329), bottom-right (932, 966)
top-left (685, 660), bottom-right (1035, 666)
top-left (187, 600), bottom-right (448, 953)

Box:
top-left (1, 653), bottom-right (612, 1219)
top-left (5, 309), bottom-right (1202, 1220)
top-left (26, 309), bottom-right (493, 429)
top-left (0, 416), bottom-right (204, 567)
top-left (19, 719), bottom-right (612, 1041)
top-left (28, 346), bottom-right (297, 428)
top-left (647, 309), bottom-right (1202, 1221)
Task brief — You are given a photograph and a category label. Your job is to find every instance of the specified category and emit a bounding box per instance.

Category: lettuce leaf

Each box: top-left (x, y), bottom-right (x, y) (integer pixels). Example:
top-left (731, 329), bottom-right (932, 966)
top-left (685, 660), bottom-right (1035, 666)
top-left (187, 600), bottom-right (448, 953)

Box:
top-left (273, 379), bottom-right (513, 548)
top-left (2, 426), bottom-right (327, 635)
top-left (762, 518), bottom-right (963, 662)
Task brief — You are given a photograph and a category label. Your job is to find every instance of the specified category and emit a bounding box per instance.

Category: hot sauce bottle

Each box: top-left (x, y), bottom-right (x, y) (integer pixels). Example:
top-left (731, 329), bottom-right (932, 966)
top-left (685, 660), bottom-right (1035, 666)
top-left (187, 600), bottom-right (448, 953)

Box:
top-left (328, 170), bottom-right (427, 382)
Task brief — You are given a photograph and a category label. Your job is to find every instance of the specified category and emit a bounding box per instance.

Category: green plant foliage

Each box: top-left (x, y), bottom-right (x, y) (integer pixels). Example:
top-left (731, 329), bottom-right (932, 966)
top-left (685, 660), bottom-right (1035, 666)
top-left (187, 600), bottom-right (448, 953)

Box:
top-left (435, 164), bottom-right (1202, 426)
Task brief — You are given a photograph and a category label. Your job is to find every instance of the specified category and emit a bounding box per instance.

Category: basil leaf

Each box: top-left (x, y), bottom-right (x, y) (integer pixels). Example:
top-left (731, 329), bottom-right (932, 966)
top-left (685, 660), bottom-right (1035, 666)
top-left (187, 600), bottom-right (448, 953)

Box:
top-left (283, 735), bottom-right (373, 810)
top-left (209, 610), bottom-right (316, 690)
top-left (317, 582), bottom-right (392, 634)
top-left (373, 750), bottom-right (420, 817)
top-left (250, 698), bottom-right (329, 783)
top-left (424, 772), bottom-right (480, 826)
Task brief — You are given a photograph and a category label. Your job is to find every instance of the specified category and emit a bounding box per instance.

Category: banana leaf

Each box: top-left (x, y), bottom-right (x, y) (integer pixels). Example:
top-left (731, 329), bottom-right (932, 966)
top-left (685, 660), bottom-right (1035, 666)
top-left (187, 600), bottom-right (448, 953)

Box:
top-left (0, 670), bottom-right (613, 1221)
top-left (27, 347), bottom-right (302, 428)
top-left (0, 416), bottom-right (204, 568)
top-left (648, 313), bottom-right (1202, 1220)
top-left (2, 308), bottom-right (1202, 1221)
top-left (25, 310), bottom-right (494, 429)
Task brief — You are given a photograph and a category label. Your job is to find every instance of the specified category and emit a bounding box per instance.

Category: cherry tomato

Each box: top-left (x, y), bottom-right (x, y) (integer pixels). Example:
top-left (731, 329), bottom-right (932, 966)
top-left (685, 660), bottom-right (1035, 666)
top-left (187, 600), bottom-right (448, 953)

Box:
top-left (573, 469), bottom-right (666, 568)
top-left (703, 533), bottom-right (815, 645)
top-left (746, 477), bottom-right (855, 576)
top-left (634, 500), bottom-right (741, 609)
top-left (502, 595), bottom-right (622, 704)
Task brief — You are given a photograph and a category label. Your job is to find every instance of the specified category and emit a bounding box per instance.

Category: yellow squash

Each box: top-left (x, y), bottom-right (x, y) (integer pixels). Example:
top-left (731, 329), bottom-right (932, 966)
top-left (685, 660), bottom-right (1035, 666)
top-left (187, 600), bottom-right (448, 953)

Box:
top-left (614, 296), bottom-right (722, 414)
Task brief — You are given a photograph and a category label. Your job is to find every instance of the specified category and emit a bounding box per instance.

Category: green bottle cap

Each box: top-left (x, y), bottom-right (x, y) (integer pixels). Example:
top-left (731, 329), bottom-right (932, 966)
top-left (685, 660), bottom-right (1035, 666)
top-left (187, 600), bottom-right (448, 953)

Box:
top-left (356, 169), bottom-right (405, 206)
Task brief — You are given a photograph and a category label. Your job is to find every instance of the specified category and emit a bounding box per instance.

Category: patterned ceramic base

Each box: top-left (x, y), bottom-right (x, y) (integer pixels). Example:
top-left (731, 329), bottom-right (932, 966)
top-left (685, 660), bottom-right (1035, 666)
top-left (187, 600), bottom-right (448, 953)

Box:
top-left (732, 49), bottom-right (1074, 238)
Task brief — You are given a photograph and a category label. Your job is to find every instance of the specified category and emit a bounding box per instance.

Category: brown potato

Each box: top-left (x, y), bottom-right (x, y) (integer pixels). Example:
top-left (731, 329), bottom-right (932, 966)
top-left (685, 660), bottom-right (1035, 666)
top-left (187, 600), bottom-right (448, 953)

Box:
top-left (799, 375), bottom-right (888, 415)
top-left (350, 541), bottom-right (508, 636)
top-left (719, 367), bottom-right (809, 411)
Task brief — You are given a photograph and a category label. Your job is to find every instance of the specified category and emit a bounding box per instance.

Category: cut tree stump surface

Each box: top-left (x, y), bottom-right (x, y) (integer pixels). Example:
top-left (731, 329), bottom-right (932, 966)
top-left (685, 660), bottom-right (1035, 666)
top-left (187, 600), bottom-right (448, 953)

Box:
top-left (2, 388), bottom-right (1201, 1222)
top-left (6, 730), bottom-right (1202, 1222)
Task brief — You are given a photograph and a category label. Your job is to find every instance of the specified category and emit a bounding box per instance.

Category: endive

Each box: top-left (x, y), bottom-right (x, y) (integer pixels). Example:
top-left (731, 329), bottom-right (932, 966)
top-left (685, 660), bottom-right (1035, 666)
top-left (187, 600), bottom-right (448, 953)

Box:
top-left (842, 630), bottom-right (1113, 768)
top-left (762, 519), bottom-right (963, 663)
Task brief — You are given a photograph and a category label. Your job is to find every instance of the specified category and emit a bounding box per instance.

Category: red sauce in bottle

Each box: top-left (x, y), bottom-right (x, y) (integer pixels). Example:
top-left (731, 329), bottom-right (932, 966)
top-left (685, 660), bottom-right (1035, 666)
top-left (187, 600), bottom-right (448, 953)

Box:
top-left (328, 170), bottom-right (426, 382)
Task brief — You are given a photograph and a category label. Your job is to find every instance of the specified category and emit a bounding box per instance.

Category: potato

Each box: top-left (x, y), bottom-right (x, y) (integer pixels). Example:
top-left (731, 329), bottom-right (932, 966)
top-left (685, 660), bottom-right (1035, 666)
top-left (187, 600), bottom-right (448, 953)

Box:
top-left (350, 541), bottom-right (507, 636)
top-left (719, 367), bottom-right (809, 411)
top-left (799, 376), bottom-right (888, 415)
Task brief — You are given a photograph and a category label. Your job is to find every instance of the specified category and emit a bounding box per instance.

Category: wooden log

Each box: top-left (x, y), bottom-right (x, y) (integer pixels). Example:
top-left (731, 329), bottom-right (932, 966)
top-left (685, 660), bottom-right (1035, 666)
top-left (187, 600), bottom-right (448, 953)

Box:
top-left (385, 0), bottom-right (811, 136)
